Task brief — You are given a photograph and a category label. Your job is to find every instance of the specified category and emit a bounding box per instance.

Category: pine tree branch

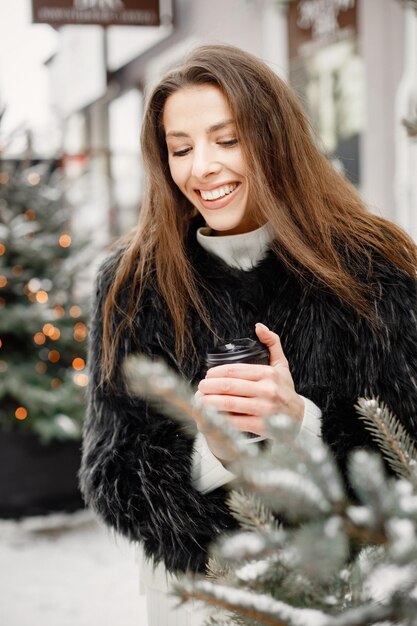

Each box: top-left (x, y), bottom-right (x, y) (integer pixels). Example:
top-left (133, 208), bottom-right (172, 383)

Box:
top-left (227, 490), bottom-right (279, 533)
top-left (341, 519), bottom-right (387, 546)
top-left (176, 580), bottom-right (404, 626)
top-left (123, 355), bottom-right (259, 462)
top-left (355, 398), bottom-right (417, 481)
top-left (174, 579), bottom-right (330, 626)
top-left (266, 414), bottom-right (345, 507)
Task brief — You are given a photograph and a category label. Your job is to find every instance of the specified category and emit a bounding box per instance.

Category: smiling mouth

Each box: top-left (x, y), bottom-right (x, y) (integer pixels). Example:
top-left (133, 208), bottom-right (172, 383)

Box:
top-left (198, 183), bottom-right (239, 201)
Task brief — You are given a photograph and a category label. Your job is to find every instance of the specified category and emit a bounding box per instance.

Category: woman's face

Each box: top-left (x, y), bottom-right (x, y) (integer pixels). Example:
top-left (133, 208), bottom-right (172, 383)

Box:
top-left (163, 84), bottom-right (259, 236)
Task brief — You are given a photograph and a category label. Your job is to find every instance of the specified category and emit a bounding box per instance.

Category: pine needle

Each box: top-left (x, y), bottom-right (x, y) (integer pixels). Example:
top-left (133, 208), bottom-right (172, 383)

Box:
top-left (227, 490), bottom-right (279, 533)
top-left (355, 398), bottom-right (417, 481)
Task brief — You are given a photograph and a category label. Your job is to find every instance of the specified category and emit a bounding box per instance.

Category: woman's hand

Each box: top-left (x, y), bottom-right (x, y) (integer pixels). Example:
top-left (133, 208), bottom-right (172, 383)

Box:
top-left (194, 323), bottom-right (304, 456)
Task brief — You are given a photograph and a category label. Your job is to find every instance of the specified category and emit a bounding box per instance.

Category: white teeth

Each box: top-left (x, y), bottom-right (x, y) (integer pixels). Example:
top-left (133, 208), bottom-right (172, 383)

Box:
top-left (200, 184), bottom-right (238, 201)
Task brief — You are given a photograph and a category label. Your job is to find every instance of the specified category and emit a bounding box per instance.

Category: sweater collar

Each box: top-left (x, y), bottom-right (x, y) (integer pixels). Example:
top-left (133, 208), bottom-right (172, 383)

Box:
top-left (196, 222), bottom-right (275, 271)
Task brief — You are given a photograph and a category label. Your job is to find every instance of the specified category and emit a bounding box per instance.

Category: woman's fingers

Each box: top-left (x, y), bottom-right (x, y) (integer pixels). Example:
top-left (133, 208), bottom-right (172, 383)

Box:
top-left (193, 390), bottom-right (266, 438)
top-left (227, 415), bottom-right (266, 436)
top-left (255, 323), bottom-right (289, 368)
top-left (205, 363), bottom-right (273, 381)
top-left (199, 376), bottom-right (265, 398)
top-left (197, 392), bottom-right (272, 417)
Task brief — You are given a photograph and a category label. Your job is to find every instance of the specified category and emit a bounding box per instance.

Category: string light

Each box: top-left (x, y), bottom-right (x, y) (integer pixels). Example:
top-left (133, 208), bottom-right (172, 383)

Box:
top-left (36, 291), bottom-right (48, 304)
top-left (24, 209), bottom-right (36, 220)
top-left (0, 172), bottom-right (10, 185)
top-left (11, 265), bottom-right (23, 276)
top-left (50, 328), bottom-right (61, 340)
top-left (28, 278), bottom-right (41, 292)
top-left (28, 172), bottom-right (41, 185)
top-left (0, 276), bottom-right (8, 288)
top-left (51, 378), bottom-right (62, 389)
top-left (34, 332), bottom-right (46, 345)
top-left (0, 298), bottom-right (5, 308)
top-left (15, 407), bottom-right (28, 420)
top-left (70, 305), bottom-right (82, 318)
top-left (42, 323), bottom-right (61, 340)
top-left (0, 244), bottom-right (6, 255)
top-left (74, 373), bottom-right (88, 387)
top-left (54, 305), bottom-right (65, 318)
top-left (35, 362), bottom-right (47, 374)
top-left (0, 339), bottom-right (2, 348)
top-left (73, 322), bottom-right (88, 341)
top-left (0, 360), bottom-right (7, 372)
top-left (59, 234), bottom-right (72, 248)
top-left (48, 350), bottom-right (60, 363)
top-left (72, 357), bottom-right (85, 370)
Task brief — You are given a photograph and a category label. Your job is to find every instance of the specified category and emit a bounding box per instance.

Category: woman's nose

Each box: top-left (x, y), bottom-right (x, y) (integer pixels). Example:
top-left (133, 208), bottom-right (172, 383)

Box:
top-left (191, 146), bottom-right (221, 179)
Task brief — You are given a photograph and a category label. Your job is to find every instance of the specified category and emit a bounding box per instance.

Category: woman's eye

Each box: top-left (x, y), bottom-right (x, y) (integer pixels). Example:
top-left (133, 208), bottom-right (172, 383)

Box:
top-left (218, 138), bottom-right (239, 147)
top-left (172, 147), bottom-right (191, 157)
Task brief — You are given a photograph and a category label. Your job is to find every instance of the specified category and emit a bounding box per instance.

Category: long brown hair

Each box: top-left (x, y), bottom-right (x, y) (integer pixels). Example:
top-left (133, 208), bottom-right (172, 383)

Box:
top-left (100, 44), bottom-right (417, 385)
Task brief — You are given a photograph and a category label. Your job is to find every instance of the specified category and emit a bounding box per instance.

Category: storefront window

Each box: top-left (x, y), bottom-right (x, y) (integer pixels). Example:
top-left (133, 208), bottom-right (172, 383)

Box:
top-left (288, 0), bottom-right (364, 185)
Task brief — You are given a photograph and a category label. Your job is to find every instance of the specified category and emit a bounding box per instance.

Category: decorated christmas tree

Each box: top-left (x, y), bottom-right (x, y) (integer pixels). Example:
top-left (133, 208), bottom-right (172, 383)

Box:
top-left (0, 159), bottom-right (90, 442)
top-left (125, 356), bottom-right (417, 626)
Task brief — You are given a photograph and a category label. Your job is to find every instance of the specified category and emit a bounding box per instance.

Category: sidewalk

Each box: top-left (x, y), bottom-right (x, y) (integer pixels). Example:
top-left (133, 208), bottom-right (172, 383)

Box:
top-left (0, 509), bottom-right (147, 626)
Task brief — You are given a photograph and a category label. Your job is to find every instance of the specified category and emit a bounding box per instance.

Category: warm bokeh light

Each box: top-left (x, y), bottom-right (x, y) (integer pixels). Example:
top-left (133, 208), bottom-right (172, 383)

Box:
top-left (28, 278), bottom-right (41, 292)
top-left (0, 172), bottom-right (10, 185)
top-left (35, 361), bottom-right (47, 374)
top-left (43, 323), bottom-right (54, 336)
top-left (59, 234), bottom-right (72, 248)
top-left (73, 322), bottom-right (88, 341)
top-left (0, 244), bottom-right (6, 255)
top-left (24, 209), bottom-right (36, 220)
top-left (74, 373), bottom-right (89, 387)
top-left (54, 305), bottom-right (65, 318)
top-left (50, 328), bottom-right (61, 340)
top-left (15, 407), bottom-right (28, 420)
top-left (48, 350), bottom-right (60, 363)
top-left (28, 172), bottom-right (41, 185)
top-left (0, 297), bottom-right (5, 308)
top-left (0, 339), bottom-right (2, 348)
top-left (0, 276), bottom-right (8, 288)
top-left (69, 305), bottom-right (82, 318)
top-left (0, 360), bottom-right (7, 372)
top-left (51, 378), bottom-right (62, 389)
top-left (34, 332), bottom-right (46, 346)
top-left (72, 357), bottom-right (85, 371)
top-left (11, 265), bottom-right (23, 276)
top-left (36, 291), bottom-right (49, 304)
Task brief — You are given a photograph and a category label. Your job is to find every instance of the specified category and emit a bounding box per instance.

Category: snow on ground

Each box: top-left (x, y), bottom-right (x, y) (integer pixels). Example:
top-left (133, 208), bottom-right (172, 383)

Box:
top-left (0, 509), bottom-right (148, 626)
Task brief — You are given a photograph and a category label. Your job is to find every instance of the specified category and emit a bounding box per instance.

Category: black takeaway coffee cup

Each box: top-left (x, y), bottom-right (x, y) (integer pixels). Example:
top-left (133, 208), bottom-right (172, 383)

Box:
top-left (206, 338), bottom-right (269, 370)
top-left (205, 338), bottom-right (269, 438)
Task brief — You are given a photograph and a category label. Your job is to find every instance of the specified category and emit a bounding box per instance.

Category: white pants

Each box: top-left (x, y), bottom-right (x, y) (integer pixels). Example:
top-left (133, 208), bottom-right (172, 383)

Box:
top-left (138, 547), bottom-right (216, 626)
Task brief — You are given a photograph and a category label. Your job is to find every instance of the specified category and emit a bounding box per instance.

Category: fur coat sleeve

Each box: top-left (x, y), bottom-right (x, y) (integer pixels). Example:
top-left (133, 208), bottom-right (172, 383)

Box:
top-left (78, 254), bottom-right (238, 574)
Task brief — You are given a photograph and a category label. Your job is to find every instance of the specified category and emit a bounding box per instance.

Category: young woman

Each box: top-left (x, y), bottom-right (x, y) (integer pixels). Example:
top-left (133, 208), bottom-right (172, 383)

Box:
top-left (80, 44), bottom-right (417, 625)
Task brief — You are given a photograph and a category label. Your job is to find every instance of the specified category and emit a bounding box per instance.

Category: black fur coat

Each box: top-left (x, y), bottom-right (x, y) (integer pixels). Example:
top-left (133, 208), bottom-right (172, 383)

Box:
top-left (79, 221), bottom-right (417, 574)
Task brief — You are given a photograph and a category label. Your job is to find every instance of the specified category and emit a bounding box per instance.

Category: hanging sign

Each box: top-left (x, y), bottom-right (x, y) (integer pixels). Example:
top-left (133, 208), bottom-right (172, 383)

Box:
top-left (289, 0), bottom-right (356, 57)
top-left (31, 0), bottom-right (160, 27)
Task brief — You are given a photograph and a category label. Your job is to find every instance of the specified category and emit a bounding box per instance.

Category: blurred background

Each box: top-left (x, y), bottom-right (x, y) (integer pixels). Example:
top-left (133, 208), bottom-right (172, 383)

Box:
top-left (0, 1), bottom-right (416, 625)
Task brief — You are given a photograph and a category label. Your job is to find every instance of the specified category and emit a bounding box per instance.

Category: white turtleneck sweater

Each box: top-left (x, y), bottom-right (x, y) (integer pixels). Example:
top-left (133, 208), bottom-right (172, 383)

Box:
top-left (191, 223), bottom-right (322, 494)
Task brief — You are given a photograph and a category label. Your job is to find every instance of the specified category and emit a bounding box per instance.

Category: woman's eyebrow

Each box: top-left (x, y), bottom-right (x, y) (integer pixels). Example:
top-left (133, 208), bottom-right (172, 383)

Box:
top-left (166, 119), bottom-right (235, 138)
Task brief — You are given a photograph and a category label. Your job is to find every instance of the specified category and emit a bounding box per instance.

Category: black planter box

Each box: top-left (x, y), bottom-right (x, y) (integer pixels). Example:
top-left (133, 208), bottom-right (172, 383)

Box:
top-left (0, 430), bottom-right (84, 518)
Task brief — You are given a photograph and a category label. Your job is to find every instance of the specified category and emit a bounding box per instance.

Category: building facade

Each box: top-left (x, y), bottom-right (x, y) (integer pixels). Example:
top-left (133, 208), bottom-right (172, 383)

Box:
top-left (45, 0), bottom-right (417, 246)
